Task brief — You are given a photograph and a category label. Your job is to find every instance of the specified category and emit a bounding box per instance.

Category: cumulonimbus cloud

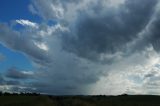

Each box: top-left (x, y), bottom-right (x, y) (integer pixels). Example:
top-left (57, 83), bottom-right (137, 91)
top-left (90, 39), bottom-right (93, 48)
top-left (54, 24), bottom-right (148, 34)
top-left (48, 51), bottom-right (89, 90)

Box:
top-left (1, 0), bottom-right (160, 95)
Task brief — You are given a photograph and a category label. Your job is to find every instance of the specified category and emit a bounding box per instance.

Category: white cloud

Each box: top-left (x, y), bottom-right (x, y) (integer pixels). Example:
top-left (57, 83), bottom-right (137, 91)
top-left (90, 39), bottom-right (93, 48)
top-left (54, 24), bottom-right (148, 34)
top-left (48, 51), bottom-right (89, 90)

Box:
top-left (34, 42), bottom-right (49, 51)
top-left (37, 24), bottom-right (68, 37)
top-left (21, 71), bottom-right (34, 76)
top-left (16, 19), bottom-right (39, 28)
top-left (0, 85), bottom-right (11, 92)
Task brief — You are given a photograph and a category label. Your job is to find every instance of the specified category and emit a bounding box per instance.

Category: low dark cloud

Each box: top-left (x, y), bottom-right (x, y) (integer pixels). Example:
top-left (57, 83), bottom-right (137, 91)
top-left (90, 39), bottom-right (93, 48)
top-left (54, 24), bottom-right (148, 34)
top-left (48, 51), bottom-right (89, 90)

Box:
top-left (0, 74), bottom-right (20, 86)
top-left (5, 67), bottom-right (34, 79)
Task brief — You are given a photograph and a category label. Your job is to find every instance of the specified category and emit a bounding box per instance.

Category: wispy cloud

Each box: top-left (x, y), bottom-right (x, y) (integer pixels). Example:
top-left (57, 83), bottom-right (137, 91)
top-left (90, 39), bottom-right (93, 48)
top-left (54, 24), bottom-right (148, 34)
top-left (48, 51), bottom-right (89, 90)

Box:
top-left (16, 19), bottom-right (38, 28)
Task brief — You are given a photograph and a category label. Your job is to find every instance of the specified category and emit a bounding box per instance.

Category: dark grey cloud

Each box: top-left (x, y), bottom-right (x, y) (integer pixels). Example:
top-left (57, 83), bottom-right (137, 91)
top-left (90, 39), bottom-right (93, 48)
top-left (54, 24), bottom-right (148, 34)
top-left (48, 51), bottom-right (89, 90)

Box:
top-left (28, 57), bottom-right (103, 95)
top-left (130, 4), bottom-right (160, 54)
top-left (0, 74), bottom-right (20, 86)
top-left (62, 0), bottom-right (157, 61)
top-left (0, 23), bottom-right (51, 65)
top-left (6, 67), bottom-right (34, 79)
top-left (148, 15), bottom-right (160, 52)
top-left (0, 68), bottom-right (36, 92)
top-left (9, 86), bottom-right (36, 93)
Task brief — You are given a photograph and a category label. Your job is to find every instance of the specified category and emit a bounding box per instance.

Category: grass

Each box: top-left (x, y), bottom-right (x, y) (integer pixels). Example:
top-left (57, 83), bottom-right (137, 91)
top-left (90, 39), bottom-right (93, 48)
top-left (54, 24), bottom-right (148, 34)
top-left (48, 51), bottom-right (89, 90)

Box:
top-left (0, 95), bottom-right (54, 106)
top-left (0, 94), bottom-right (160, 106)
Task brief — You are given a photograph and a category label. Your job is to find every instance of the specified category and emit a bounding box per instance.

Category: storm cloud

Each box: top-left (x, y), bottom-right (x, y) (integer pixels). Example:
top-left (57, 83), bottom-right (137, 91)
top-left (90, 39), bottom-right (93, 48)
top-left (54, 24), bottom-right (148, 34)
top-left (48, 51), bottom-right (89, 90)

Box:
top-left (1, 0), bottom-right (160, 95)
top-left (6, 67), bottom-right (34, 79)
top-left (62, 0), bottom-right (157, 61)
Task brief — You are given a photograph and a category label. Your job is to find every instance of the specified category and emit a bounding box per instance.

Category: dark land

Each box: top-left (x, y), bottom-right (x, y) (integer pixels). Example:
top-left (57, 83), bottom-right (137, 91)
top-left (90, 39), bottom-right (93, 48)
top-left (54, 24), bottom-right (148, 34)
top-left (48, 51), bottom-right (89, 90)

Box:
top-left (0, 93), bottom-right (160, 106)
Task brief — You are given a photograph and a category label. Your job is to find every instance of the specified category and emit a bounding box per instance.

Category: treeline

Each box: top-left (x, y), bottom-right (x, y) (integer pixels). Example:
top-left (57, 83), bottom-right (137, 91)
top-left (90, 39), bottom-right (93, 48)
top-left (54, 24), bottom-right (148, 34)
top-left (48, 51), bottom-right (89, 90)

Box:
top-left (0, 91), bottom-right (40, 96)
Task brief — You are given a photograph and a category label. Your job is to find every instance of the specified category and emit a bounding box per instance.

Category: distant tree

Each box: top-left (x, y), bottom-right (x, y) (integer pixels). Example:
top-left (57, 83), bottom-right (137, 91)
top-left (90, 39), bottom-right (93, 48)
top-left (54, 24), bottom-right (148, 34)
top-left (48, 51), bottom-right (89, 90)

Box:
top-left (4, 92), bottom-right (10, 96)
top-left (121, 93), bottom-right (128, 96)
top-left (32, 92), bottom-right (40, 96)
top-left (0, 91), bottom-right (2, 96)
top-left (12, 93), bottom-right (18, 96)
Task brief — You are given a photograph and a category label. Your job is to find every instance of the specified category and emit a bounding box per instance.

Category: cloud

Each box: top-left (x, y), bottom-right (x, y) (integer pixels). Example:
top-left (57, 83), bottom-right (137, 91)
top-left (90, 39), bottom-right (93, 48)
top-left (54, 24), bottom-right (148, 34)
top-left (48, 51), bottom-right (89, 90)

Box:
top-left (34, 42), bottom-right (48, 51)
top-left (0, 77), bottom-right (20, 87)
top-left (0, 68), bottom-right (36, 93)
top-left (0, 21), bottom-right (104, 94)
top-left (28, 0), bottom-right (159, 62)
top-left (0, 23), bottom-right (51, 66)
top-left (29, 0), bottom-right (81, 20)
top-left (1, 0), bottom-right (160, 95)
top-left (89, 47), bottom-right (160, 95)
top-left (6, 67), bottom-right (34, 79)
top-left (62, 0), bottom-right (157, 61)
top-left (16, 19), bottom-right (39, 28)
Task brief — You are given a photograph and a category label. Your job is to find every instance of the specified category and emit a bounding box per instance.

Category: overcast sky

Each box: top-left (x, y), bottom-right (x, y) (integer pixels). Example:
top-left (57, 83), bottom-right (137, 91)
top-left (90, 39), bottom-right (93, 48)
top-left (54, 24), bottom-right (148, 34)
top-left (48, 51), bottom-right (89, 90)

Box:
top-left (0, 0), bottom-right (160, 95)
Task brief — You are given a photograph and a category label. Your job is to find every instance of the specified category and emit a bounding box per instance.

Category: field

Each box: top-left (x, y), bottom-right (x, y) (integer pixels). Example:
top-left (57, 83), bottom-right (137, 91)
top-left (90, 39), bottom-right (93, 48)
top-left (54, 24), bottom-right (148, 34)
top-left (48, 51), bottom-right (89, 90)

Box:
top-left (0, 94), bottom-right (160, 106)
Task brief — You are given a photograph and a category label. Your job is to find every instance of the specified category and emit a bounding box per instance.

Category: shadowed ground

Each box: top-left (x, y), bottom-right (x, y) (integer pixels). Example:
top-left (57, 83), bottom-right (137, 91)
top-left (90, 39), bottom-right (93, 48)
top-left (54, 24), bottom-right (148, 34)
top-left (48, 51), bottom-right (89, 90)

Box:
top-left (0, 94), bottom-right (160, 106)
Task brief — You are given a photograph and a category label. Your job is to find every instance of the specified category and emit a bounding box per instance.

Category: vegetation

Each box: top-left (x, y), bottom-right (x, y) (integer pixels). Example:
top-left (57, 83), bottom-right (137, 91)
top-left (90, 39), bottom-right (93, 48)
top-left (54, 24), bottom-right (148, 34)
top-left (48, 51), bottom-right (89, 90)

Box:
top-left (0, 92), bottom-right (160, 106)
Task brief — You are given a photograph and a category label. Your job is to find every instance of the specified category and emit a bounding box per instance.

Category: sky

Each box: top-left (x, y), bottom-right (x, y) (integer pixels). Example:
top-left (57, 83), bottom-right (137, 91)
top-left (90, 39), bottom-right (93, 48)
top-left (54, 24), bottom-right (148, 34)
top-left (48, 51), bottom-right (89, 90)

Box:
top-left (0, 0), bottom-right (160, 95)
